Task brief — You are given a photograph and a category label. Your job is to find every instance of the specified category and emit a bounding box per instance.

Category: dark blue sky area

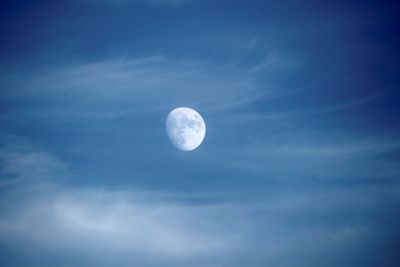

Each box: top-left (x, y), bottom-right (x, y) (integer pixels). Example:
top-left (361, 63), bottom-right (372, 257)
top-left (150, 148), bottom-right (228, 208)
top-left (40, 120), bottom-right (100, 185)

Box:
top-left (0, 1), bottom-right (399, 267)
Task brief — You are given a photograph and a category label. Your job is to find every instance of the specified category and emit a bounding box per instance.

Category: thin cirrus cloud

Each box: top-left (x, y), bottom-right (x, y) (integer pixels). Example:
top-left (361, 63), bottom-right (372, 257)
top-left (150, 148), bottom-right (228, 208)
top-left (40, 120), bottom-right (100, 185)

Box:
top-left (0, 186), bottom-right (241, 257)
top-left (229, 138), bottom-right (399, 176)
top-left (2, 55), bottom-right (397, 183)
top-left (0, 145), bottom-right (244, 266)
top-left (0, 145), bottom-right (66, 186)
top-left (1, 56), bottom-right (264, 117)
top-left (0, 1), bottom-right (399, 266)
top-left (1, 54), bottom-right (398, 184)
top-left (0, 144), bottom-right (399, 267)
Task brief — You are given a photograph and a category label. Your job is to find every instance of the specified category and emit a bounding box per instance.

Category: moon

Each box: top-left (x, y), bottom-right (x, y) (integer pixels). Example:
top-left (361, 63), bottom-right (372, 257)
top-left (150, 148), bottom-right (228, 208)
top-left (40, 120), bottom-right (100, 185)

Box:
top-left (166, 107), bottom-right (206, 151)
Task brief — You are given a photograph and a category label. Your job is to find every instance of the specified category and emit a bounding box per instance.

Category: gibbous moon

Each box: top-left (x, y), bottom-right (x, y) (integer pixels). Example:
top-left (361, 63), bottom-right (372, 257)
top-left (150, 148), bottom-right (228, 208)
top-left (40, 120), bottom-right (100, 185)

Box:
top-left (166, 107), bottom-right (206, 151)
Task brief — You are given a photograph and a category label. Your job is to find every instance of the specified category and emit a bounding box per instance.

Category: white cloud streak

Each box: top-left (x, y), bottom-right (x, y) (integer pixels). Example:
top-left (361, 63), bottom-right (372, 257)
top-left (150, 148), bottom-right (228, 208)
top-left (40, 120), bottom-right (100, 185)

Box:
top-left (0, 187), bottom-right (241, 258)
top-left (0, 144), bottom-right (398, 266)
top-left (0, 144), bottom-right (243, 266)
top-left (0, 144), bottom-right (66, 186)
top-left (1, 56), bottom-right (265, 119)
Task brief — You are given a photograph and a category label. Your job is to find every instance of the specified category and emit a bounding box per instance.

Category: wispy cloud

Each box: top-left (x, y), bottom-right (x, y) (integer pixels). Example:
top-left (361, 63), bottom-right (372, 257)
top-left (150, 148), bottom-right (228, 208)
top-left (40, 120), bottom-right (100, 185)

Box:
top-left (0, 143), bottom-right (398, 266)
top-left (199, 133), bottom-right (400, 181)
top-left (274, 137), bottom-right (400, 158)
top-left (230, 93), bottom-right (385, 123)
top-left (0, 144), bottom-right (242, 266)
top-left (0, 186), bottom-right (242, 259)
top-left (1, 56), bottom-right (264, 119)
top-left (0, 144), bottom-right (66, 186)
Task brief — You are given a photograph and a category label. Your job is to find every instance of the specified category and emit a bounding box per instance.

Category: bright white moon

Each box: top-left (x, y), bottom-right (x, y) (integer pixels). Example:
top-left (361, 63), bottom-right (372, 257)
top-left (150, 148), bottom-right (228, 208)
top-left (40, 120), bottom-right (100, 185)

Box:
top-left (166, 107), bottom-right (206, 151)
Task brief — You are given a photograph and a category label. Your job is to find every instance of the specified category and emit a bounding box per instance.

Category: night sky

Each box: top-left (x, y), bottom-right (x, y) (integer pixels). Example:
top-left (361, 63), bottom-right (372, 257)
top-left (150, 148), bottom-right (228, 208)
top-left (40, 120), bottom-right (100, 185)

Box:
top-left (0, 1), bottom-right (400, 266)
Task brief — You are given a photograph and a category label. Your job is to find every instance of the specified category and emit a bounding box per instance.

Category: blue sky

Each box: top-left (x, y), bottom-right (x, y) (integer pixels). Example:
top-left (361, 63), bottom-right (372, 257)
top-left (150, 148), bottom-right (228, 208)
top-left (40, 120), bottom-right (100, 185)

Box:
top-left (0, 0), bottom-right (399, 266)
